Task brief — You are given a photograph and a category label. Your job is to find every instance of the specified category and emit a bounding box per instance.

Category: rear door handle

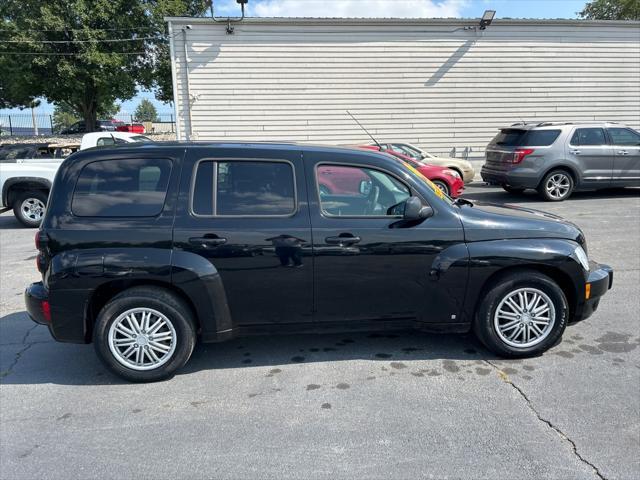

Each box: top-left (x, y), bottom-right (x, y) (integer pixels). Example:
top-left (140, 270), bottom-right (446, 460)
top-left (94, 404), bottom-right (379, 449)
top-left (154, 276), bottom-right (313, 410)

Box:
top-left (325, 235), bottom-right (361, 246)
top-left (189, 236), bottom-right (227, 247)
top-left (570, 149), bottom-right (580, 154)
top-left (617, 150), bottom-right (629, 155)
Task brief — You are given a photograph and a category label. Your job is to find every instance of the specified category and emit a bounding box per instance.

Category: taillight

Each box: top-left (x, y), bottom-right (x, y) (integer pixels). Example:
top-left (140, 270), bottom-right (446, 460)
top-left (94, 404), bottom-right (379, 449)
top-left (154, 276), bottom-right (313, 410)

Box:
top-left (513, 148), bottom-right (535, 164)
top-left (35, 231), bottom-right (41, 250)
top-left (35, 231), bottom-right (49, 252)
top-left (41, 300), bottom-right (51, 323)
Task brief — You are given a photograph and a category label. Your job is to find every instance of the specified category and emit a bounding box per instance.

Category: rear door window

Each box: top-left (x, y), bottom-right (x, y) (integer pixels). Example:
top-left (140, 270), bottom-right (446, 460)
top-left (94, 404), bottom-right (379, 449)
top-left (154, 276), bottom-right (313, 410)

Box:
top-left (607, 128), bottom-right (640, 146)
top-left (72, 158), bottom-right (172, 217)
top-left (191, 160), bottom-right (296, 216)
top-left (570, 128), bottom-right (607, 146)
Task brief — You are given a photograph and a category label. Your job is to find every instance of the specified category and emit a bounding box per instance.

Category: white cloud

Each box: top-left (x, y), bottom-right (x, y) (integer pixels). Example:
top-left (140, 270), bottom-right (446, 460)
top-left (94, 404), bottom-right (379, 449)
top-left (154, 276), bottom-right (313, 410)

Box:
top-left (252, 0), bottom-right (468, 18)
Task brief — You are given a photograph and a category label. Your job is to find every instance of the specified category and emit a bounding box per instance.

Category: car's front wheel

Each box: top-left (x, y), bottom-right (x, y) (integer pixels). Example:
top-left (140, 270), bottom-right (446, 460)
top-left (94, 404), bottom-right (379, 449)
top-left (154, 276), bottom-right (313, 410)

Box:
top-left (13, 190), bottom-right (47, 228)
top-left (432, 180), bottom-right (450, 196)
top-left (93, 287), bottom-right (196, 382)
top-left (473, 271), bottom-right (568, 358)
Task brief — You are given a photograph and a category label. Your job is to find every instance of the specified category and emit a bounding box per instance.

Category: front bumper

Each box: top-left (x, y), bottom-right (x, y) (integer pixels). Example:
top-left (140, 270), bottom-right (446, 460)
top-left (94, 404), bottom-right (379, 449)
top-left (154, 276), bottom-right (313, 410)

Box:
top-left (25, 281), bottom-right (50, 325)
top-left (574, 263), bottom-right (613, 322)
top-left (461, 168), bottom-right (475, 184)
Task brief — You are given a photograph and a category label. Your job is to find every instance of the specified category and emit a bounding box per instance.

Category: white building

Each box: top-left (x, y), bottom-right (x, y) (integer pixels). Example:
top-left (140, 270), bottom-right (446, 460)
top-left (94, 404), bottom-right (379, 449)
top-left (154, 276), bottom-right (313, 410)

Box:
top-left (166, 17), bottom-right (640, 160)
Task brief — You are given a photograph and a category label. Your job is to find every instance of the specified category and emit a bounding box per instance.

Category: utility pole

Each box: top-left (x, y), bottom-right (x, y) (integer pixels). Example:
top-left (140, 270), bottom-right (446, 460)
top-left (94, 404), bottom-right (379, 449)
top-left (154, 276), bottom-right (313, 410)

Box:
top-left (30, 102), bottom-right (39, 136)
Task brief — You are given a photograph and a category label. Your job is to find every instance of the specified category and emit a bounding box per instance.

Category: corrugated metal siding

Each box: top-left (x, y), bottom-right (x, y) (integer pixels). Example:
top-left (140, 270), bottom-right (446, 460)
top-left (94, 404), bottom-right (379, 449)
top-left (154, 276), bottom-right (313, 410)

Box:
top-left (169, 19), bottom-right (640, 160)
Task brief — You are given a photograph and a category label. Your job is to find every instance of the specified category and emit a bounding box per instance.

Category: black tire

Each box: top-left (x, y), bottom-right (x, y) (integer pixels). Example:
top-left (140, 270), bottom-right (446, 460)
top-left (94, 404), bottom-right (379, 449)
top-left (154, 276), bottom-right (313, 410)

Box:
top-left (537, 169), bottom-right (574, 202)
top-left (13, 190), bottom-right (48, 228)
top-left (473, 270), bottom-right (568, 358)
top-left (502, 184), bottom-right (526, 194)
top-left (432, 180), bottom-right (450, 196)
top-left (93, 287), bottom-right (196, 382)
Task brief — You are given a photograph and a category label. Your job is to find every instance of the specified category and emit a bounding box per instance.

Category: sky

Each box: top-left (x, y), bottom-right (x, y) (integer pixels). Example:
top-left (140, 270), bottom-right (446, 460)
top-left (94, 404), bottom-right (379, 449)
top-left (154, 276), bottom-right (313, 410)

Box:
top-left (2, 0), bottom-right (588, 117)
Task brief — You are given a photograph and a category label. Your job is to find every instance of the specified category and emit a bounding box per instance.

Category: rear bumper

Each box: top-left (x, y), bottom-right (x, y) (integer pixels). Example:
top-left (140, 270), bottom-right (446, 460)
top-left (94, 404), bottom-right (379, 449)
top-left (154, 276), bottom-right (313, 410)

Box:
top-left (480, 164), bottom-right (540, 189)
top-left (573, 263), bottom-right (613, 322)
top-left (25, 281), bottom-right (50, 325)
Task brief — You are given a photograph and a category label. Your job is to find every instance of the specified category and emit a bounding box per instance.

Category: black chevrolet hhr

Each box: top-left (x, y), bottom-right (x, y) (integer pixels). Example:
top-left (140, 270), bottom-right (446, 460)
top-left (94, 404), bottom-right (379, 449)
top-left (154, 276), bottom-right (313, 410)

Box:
top-left (26, 143), bottom-right (613, 382)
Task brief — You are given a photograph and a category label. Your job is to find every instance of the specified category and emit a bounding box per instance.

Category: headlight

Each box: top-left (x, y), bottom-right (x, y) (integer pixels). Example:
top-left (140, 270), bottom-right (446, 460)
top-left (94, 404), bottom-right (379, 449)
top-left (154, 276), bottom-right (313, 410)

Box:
top-left (574, 245), bottom-right (590, 271)
top-left (444, 170), bottom-right (460, 178)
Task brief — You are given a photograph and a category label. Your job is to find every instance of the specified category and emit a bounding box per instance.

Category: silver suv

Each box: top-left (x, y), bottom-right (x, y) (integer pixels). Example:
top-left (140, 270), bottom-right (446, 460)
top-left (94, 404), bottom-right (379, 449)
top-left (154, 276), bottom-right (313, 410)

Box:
top-left (481, 122), bottom-right (640, 201)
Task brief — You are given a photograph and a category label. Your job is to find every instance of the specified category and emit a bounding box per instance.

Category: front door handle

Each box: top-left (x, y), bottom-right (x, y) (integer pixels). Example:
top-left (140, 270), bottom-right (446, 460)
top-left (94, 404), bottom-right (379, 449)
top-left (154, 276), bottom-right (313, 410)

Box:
top-left (189, 236), bottom-right (227, 247)
top-left (325, 234), bottom-right (361, 246)
top-left (617, 150), bottom-right (629, 155)
top-left (570, 149), bottom-right (580, 154)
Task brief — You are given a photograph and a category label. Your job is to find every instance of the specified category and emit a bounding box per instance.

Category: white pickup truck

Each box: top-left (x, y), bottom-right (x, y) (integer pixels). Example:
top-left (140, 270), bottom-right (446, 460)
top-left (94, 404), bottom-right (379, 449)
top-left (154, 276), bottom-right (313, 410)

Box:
top-left (1, 132), bottom-right (152, 227)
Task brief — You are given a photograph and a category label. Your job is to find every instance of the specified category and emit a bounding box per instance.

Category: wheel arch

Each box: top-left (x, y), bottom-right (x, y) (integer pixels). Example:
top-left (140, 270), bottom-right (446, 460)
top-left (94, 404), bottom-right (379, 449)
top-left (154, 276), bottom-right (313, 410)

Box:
top-left (537, 164), bottom-right (580, 189)
top-left (472, 264), bottom-right (578, 325)
top-left (2, 177), bottom-right (51, 207)
top-left (85, 280), bottom-right (200, 343)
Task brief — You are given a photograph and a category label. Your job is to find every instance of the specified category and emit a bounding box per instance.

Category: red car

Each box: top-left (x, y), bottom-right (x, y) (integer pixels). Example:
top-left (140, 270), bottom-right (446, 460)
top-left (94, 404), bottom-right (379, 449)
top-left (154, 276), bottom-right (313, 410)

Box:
top-left (116, 123), bottom-right (146, 134)
top-left (357, 145), bottom-right (464, 197)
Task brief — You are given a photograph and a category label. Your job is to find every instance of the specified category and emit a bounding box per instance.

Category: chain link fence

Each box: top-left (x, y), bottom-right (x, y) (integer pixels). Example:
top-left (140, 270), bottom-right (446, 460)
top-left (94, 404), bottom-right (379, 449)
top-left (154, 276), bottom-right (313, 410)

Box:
top-left (0, 113), bottom-right (176, 136)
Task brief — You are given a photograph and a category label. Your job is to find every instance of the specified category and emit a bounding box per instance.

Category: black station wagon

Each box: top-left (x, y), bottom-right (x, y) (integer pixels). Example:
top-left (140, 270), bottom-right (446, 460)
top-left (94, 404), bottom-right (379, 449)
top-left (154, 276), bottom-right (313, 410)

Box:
top-left (25, 143), bottom-right (613, 382)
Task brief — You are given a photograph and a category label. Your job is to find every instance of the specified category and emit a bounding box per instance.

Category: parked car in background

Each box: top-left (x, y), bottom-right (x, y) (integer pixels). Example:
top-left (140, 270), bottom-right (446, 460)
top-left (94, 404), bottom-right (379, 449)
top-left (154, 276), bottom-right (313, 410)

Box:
top-left (481, 122), bottom-right (640, 201)
top-left (80, 131), bottom-right (152, 150)
top-left (60, 119), bottom-right (123, 134)
top-left (25, 142), bottom-right (613, 382)
top-left (379, 143), bottom-right (476, 184)
top-left (116, 123), bottom-right (146, 134)
top-left (359, 145), bottom-right (464, 197)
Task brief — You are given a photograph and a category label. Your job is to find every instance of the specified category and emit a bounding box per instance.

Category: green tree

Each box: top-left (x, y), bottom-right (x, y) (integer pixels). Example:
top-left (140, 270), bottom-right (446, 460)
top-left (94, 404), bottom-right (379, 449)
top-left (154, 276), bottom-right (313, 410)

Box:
top-left (579, 0), bottom-right (640, 20)
top-left (134, 98), bottom-right (159, 122)
top-left (52, 104), bottom-right (79, 133)
top-left (0, 1), bottom-right (208, 129)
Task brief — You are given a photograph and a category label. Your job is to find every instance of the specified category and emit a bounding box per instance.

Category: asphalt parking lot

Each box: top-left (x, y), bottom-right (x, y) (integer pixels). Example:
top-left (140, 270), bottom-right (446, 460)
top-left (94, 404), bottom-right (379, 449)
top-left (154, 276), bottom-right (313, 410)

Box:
top-left (1, 183), bottom-right (639, 480)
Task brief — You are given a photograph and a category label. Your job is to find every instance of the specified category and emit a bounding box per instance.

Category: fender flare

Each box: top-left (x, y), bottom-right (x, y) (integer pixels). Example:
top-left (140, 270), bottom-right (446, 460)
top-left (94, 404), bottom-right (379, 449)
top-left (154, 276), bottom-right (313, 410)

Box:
top-left (461, 238), bottom-right (585, 323)
top-left (171, 250), bottom-right (233, 341)
top-left (2, 177), bottom-right (52, 206)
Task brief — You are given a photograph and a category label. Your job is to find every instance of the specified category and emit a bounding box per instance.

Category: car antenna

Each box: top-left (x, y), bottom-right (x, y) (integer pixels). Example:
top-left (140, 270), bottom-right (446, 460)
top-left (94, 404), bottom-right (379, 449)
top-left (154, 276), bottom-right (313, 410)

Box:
top-left (347, 110), bottom-right (381, 148)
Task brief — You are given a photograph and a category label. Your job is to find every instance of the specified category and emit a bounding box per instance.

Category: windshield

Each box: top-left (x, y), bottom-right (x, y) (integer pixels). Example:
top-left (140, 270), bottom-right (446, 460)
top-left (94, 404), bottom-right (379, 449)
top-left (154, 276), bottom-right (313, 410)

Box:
top-left (130, 135), bottom-right (153, 142)
top-left (399, 160), bottom-right (453, 204)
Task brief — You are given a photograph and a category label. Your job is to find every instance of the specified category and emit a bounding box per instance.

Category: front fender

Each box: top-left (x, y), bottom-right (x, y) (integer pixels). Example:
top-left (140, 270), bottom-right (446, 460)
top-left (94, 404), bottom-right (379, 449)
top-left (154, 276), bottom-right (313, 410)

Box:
top-left (171, 250), bottom-right (233, 341)
top-left (461, 238), bottom-right (585, 323)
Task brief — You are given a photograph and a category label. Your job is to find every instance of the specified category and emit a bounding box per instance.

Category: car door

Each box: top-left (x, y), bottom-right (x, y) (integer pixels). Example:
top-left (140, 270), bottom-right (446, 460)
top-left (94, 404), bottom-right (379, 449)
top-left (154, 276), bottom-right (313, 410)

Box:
top-left (567, 127), bottom-right (613, 187)
top-left (607, 127), bottom-right (640, 185)
top-left (305, 150), bottom-right (466, 325)
top-left (172, 147), bottom-right (313, 326)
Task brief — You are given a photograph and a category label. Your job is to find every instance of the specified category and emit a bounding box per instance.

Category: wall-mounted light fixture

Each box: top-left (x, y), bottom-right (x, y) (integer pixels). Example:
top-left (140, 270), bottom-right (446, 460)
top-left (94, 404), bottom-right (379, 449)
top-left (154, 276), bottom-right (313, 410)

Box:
top-left (207, 0), bottom-right (248, 34)
top-left (479, 10), bottom-right (496, 30)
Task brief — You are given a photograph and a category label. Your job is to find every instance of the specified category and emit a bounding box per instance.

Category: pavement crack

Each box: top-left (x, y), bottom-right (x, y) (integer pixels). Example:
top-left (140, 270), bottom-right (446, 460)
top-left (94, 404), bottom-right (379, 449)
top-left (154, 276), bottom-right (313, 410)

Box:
top-left (1, 324), bottom-right (39, 379)
top-left (485, 360), bottom-right (607, 480)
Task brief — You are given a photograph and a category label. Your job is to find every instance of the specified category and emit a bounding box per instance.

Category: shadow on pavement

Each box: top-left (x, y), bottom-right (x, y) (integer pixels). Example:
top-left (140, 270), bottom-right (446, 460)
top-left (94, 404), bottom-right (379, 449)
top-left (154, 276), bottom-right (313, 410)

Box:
top-left (463, 184), bottom-right (640, 204)
top-left (1, 310), bottom-right (501, 386)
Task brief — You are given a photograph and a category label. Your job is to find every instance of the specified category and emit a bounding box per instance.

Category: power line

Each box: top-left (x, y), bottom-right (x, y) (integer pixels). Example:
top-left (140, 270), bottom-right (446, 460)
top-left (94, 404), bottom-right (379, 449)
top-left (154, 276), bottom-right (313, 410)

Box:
top-left (0, 27), bottom-right (158, 33)
top-left (0, 36), bottom-right (163, 44)
top-left (0, 51), bottom-right (147, 55)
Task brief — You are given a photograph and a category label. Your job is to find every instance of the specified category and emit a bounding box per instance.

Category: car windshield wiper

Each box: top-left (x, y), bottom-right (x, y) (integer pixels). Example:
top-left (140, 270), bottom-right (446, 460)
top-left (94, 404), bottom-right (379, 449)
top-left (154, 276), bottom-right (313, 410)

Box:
top-left (453, 197), bottom-right (474, 207)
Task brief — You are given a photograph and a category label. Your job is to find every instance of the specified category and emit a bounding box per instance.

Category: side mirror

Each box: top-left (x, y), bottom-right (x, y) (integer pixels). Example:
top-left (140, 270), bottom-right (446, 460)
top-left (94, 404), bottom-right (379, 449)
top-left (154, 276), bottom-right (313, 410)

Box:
top-left (359, 179), bottom-right (372, 196)
top-left (403, 196), bottom-right (434, 220)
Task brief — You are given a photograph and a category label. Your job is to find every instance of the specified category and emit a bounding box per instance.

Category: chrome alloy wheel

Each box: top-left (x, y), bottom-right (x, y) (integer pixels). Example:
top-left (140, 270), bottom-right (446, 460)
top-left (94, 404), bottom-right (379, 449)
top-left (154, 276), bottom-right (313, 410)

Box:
top-left (545, 173), bottom-right (571, 199)
top-left (493, 288), bottom-right (556, 348)
top-left (21, 198), bottom-right (46, 222)
top-left (108, 308), bottom-right (177, 371)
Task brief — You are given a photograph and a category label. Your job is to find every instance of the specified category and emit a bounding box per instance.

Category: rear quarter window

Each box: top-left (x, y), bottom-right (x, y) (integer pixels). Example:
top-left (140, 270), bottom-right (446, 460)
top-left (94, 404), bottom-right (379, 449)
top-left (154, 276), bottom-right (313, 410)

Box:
top-left (72, 158), bottom-right (172, 217)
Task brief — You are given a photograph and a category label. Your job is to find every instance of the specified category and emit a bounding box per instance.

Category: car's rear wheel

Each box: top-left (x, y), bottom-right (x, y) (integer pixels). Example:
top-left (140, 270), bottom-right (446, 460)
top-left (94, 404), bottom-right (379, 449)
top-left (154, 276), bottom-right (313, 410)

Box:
top-left (473, 271), bottom-right (568, 358)
top-left (502, 184), bottom-right (526, 194)
top-left (432, 180), bottom-right (450, 196)
top-left (93, 287), bottom-right (196, 382)
top-left (13, 190), bottom-right (47, 228)
top-left (538, 170), bottom-right (574, 201)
